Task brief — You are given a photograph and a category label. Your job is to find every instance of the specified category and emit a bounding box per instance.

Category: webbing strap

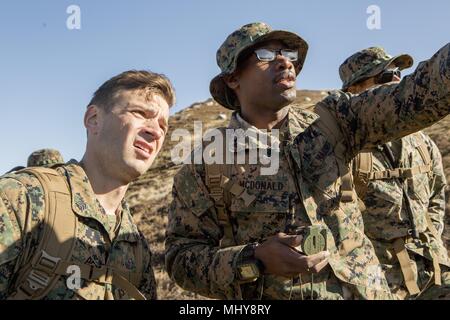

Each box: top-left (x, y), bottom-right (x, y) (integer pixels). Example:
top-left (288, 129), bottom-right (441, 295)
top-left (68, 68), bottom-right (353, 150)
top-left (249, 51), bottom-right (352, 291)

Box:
top-left (112, 272), bottom-right (146, 300)
top-left (416, 142), bottom-right (431, 166)
top-left (393, 238), bottom-right (420, 296)
top-left (353, 152), bottom-right (372, 200)
top-left (424, 214), bottom-right (442, 286)
top-left (73, 263), bottom-right (145, 300)
top-left (205, 163), bottom-right (236, 248)
top-left (8, 168), bottom-right (77, 300)
top-left (8, 168), bottom-right (145, 300)
top-left (358, 164), bottom-right (432, 181)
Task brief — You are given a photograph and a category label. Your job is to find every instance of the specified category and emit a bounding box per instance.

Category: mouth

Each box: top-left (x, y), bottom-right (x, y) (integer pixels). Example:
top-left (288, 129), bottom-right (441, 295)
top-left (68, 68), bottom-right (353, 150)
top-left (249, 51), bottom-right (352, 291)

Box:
top-left (275, 72), bottom-right (296, 88)
top-left (133, 140), bottom-right (154, 159)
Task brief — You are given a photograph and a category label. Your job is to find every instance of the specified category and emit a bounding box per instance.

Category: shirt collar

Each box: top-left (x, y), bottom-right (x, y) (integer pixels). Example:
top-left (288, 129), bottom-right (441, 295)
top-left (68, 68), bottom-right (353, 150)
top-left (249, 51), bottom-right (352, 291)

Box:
top-left (62, 160), bottom-right (139, 243)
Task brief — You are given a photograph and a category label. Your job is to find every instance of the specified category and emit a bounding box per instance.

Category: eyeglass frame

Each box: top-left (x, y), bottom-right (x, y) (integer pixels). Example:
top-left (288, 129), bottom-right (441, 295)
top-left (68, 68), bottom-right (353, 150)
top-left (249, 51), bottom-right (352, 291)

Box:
top-left (253, 48), bottom-right (299, 63)
top-left (375, 67), bottom-right (401, 84)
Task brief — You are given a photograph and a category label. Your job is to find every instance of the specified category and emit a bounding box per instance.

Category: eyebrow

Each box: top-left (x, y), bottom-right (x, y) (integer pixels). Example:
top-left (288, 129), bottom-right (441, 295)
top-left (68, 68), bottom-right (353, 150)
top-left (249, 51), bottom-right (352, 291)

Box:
top-left (127, 102), bottom-right (169, 129)
top-left (127, 103), bottom-right (151, 110)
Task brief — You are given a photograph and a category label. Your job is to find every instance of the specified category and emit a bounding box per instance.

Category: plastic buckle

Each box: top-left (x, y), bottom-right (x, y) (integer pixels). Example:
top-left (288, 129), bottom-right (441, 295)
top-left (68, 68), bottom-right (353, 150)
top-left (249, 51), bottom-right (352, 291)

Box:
top-left (26, 270), bottom-right (50, 291)
top-left (358, 171), bottom-right (371, 183)
top-left (35, 250), bottom-right (61, 273)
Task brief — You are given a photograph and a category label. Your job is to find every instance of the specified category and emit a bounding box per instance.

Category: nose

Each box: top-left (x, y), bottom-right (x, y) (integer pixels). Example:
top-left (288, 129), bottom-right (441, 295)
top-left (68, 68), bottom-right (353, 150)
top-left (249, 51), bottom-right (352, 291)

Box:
top-left (142, 121), bottom-right (163, 142)
top-left (275, 53), bottom-right (295, 72)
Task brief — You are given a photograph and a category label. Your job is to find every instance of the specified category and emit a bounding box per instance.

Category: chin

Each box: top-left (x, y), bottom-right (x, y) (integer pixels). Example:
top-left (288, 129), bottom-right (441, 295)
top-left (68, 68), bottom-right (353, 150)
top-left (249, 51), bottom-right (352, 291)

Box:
top-left (281, 88), bottom-right (297, 102)
top-left (121, 162), bottom-right (149, 182)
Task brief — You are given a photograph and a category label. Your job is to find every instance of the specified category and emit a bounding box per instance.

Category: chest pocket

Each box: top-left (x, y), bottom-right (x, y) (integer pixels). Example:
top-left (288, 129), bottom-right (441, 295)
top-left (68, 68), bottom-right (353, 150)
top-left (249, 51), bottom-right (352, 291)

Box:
top-left (229, 174), bottom-right (291, 244)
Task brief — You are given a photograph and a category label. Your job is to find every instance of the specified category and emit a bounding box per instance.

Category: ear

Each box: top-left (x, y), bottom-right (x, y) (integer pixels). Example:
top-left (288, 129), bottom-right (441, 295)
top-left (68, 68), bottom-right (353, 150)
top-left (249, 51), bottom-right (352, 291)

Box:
top-left (346, 85), bottom-right (358, 94)
top-left (84, 105), bottom-right (102, 135)
top-left (223, 72), bottom-right (240, 91)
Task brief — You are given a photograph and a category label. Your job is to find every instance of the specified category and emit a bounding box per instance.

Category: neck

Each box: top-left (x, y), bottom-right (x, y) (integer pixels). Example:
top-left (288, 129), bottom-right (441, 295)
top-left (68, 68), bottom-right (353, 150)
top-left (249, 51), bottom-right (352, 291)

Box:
top-left (240, 104), bottom-right (289, 130)
top-left (80, 153), bottom-right (129, 216)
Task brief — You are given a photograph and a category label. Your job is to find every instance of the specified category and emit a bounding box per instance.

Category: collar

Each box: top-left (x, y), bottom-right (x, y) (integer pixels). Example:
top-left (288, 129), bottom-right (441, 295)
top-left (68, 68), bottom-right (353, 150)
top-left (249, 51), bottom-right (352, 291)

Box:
top-left (61, 160), bottom-right (139, 243)
top-left (227, 103), bottom-right (319, 151)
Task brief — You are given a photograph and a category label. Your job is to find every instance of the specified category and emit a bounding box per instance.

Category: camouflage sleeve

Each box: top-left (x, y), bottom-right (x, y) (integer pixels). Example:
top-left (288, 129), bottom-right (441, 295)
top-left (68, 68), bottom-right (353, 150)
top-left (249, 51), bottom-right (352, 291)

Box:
top-left (328, 43), bottom-right (450, 158)
top-left (137, 233), bottom-right (158, 300)
top-left (165, 165), bottom-right (246, 299)
top-left (0, 175), bottom-right (43, 299)
top-left (425, 136), bottom-right (447, 236)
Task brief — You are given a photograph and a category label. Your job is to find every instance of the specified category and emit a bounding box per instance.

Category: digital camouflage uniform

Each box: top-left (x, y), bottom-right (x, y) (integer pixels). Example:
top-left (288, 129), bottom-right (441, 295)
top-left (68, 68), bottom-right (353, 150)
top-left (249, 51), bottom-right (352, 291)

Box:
top-left (165, 22), bottom-right (450, 300)
top-left (340, 47), bottom-right (450, 300)
top-left (27, 149), bottom-right (64, 167)
top-left (0, 160), bottom-right (157, 300)
top-left (4, 149), bottom-right (64, 175)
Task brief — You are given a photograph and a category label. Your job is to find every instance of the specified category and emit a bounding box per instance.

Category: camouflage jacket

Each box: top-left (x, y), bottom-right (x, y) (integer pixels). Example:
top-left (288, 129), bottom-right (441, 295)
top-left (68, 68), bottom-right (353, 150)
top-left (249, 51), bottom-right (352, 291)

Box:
top-left (354, 132), bottom-right (449, 267)
top-left (0, 161), bottom-right (157, 300)
top-left (166, 43), bottom-right (450, 300)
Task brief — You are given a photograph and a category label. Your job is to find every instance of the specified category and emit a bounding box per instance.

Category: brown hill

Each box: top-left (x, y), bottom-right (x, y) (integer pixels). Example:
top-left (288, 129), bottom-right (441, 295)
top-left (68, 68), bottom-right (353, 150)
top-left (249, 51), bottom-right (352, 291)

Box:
top-left (125, 90), bottom-right (450, 300)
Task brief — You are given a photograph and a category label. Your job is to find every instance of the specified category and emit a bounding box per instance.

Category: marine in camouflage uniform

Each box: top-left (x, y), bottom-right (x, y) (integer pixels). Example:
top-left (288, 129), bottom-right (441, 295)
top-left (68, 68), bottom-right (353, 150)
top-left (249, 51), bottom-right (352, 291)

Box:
top-left (0, 160), bottom-right (156, 299)
top-left (339, 47), bottom-right (450, 299)
top-left (0, 70), bottom-right (175, 299)
top-left (27, 149), bottom-right (64, 167)
top-left (3, 149), bottom-right (64, 175)
top-left (165, 22), bottom-right (450, 300)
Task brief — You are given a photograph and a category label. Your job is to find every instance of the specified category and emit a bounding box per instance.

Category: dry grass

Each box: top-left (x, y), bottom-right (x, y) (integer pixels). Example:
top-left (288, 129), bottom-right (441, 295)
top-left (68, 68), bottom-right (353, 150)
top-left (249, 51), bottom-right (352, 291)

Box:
top-left (125, 90), bottom-right (450, 300)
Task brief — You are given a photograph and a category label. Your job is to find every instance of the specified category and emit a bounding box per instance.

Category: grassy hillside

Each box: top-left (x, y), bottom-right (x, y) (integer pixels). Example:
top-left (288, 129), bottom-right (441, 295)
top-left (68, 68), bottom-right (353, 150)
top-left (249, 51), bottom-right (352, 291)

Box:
top-left (125, 91), bottom-right (450, 299)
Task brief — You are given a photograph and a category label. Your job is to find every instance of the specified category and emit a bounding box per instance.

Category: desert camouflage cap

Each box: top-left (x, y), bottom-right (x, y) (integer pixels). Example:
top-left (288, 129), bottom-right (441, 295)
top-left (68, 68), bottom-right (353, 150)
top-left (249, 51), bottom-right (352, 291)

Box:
top-left (210, 22), bottom-right (308, 110)
top-left (339, 47), bottom-right (414, 90)
top-left (27, 149), bottom-right (64, 167)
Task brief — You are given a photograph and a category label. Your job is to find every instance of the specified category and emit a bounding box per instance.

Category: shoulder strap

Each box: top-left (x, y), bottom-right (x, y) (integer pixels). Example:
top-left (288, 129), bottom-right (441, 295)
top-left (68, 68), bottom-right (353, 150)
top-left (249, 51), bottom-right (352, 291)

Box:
top-left (8, 167), bottom-right (77, 300)
top-left (307, 102), bottom-right (355, 202)
top-left (353, 152), bottom-right (373, 200)
top-left (205, 162), bottom-right (236, 248)
top-left (416, 134), bottom-right (432, 166)
top-left (204, 127), bottom-right (256, 248)
top-left (8, 168), bottom-right (147, 300)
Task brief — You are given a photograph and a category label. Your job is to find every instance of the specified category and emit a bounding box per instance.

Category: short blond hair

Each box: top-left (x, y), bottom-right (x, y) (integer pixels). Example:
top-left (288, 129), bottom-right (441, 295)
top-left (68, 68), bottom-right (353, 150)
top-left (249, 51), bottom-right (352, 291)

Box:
top-left (88, 70), bottom-right (176, 110)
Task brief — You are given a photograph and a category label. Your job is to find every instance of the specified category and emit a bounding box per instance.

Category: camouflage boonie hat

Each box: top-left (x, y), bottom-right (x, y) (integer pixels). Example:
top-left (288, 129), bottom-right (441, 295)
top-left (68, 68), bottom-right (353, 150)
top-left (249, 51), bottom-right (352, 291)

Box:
top-left (27, 149), bottom-right (64, 167)
top-left (210, 22), bottom-right (309, 110)
top-left (339, 47), bottom-right (413, 90)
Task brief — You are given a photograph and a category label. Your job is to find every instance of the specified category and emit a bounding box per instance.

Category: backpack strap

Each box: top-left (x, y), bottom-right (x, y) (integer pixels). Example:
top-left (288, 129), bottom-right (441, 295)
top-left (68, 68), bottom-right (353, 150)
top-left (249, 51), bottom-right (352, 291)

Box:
top-left (353, 152), bottom-right (373, 200)
top-left (8, 167), bottom-right (146, 300)
top-left (204, 127), bottom-right (257, 248)
top-left (8, 167), bottom-right (77, 300)
top-left (354, 136), bottom-right (442, 292)
top-left (416, 137), bottom-right (443, 286)
top-left (393, 238), bottom-right (421, 296)
top-left (416, 133), bottom-right (432, 166)
top-left (308, 102), bottom-right (355, 203)
top-left (355, 135), bottom-right (433, 184)
top-left (205, 162), bottom-right (236, 248)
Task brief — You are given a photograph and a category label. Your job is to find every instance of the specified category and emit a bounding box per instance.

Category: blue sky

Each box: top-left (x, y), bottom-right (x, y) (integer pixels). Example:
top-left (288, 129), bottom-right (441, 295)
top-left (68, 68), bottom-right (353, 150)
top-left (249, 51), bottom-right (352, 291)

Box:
top-left (0, 0), bottom-right (449, 172)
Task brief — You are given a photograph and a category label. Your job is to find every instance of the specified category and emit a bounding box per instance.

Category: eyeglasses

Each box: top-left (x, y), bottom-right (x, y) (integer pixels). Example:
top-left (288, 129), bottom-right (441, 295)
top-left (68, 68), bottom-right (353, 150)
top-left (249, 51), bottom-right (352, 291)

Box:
top-left (376, 68), bottom-right (401, 84)
top-left (254, 48), bottom-right (299, 62)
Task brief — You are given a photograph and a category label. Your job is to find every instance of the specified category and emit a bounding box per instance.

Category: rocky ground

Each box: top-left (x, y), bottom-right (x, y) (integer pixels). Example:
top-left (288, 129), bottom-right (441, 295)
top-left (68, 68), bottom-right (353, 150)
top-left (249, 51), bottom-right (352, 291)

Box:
top-left (125, 90), bottom-right (450, 300)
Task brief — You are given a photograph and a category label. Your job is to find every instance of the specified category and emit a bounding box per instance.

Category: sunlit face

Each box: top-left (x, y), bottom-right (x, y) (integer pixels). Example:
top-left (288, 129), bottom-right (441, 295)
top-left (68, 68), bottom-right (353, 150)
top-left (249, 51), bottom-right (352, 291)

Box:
top-left (93, 89), bottom-right (169, 182)
top-left (230, 40), bottom-right (298, 111)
